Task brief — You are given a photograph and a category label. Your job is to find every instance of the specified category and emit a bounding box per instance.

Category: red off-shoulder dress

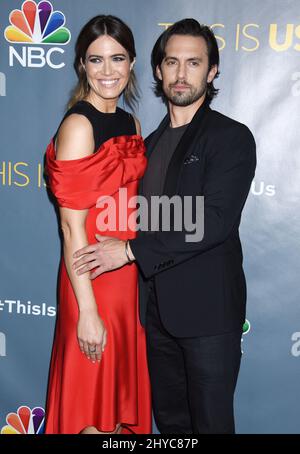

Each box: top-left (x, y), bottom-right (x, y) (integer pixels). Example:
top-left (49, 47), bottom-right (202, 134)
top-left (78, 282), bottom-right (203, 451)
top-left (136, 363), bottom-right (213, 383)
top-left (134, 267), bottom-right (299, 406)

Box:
top-left (44, 103), bottom-right (151, 434)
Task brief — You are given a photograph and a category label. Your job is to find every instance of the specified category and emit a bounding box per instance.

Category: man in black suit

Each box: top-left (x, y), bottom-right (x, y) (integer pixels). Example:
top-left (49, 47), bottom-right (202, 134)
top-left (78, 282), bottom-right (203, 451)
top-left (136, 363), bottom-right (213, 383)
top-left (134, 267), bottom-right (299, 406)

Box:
top-left (73, 19), bottom-right (256, 434)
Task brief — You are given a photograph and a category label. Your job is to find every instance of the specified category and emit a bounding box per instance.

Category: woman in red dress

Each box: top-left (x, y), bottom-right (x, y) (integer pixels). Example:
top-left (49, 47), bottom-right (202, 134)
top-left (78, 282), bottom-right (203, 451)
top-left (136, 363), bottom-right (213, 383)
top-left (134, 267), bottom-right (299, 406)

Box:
top-left (45, 15), bottom-right (151, 434)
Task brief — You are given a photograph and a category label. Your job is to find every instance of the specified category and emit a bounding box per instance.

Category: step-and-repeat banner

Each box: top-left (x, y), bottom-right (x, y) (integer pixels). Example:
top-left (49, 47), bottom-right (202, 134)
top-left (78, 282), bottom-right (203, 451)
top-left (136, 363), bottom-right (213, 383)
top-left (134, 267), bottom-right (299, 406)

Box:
top-left (0, 0), bottom-right (299, 434)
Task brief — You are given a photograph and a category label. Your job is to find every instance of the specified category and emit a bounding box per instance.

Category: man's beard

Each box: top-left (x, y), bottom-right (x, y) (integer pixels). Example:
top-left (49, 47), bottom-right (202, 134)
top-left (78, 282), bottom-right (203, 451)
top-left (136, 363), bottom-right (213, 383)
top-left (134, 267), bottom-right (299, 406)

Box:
top-left (165, 79), bottom-right (207, 107)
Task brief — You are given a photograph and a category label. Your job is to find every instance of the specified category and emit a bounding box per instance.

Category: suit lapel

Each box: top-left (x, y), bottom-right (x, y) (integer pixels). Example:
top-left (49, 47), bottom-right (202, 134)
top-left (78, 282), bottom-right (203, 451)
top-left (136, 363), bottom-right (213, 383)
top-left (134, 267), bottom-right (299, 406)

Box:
top-left (139, 99), bottom-right (211, 197)
top-left (164, 100), bottom-right (211, 196)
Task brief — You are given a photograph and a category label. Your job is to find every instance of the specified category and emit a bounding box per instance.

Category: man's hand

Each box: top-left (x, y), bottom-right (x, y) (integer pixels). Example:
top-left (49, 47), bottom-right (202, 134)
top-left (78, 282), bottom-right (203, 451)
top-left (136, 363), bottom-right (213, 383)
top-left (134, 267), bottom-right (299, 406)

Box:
top-left (72, 234), bottom-right (133, 279)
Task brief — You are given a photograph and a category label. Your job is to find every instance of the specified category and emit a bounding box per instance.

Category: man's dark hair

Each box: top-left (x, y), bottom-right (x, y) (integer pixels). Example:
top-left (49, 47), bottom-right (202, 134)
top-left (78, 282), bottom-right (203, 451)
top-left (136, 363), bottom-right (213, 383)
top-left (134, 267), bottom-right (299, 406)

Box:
top-left (151, 18), bottom-right (220, 104)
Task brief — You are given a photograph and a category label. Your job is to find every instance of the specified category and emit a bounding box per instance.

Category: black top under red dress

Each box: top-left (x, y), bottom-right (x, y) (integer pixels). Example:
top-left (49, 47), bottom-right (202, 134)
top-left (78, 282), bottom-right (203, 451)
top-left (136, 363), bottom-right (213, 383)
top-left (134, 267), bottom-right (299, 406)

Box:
top-left (44, 101), bottom-right (151, 434)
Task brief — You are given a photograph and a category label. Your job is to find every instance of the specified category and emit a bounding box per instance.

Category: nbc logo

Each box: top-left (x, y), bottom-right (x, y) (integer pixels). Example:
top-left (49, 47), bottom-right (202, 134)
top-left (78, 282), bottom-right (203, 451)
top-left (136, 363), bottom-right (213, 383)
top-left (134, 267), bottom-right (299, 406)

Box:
top-left (0, 73), bottom-right (6, 97)
top-left (4, 1), bottom-right (71, 69)
top-left (241, 319), bottom-right (251, 354)
top-left (1, 406), bottom-right (45, 434)
top-left (0, 332), bottom-right (6, 357)
top-left (242, 319), bottom-right (251, 335)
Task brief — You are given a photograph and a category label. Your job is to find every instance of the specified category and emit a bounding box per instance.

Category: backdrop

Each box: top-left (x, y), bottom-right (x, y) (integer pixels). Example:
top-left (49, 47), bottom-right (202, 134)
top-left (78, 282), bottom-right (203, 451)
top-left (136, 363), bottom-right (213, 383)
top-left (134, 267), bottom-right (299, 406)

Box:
top-left (0, 0), bottom-right (299, 434)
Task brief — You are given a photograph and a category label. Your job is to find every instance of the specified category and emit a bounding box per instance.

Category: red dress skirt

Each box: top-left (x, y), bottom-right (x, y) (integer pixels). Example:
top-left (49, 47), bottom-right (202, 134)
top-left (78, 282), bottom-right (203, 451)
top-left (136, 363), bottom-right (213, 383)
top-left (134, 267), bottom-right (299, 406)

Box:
top-left (44, 135), bottom-right (151, 434)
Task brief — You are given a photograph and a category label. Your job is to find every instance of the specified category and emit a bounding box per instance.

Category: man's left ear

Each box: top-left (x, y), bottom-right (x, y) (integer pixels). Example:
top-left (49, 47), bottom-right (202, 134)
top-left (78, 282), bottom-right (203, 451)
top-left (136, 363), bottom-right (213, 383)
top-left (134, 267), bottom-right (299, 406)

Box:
top-left (156, 65), bottom-right (162, 81)
top-left (130, 58), bottom-right (136, 71)
top-left (207, 65), bottom-right (218, 83)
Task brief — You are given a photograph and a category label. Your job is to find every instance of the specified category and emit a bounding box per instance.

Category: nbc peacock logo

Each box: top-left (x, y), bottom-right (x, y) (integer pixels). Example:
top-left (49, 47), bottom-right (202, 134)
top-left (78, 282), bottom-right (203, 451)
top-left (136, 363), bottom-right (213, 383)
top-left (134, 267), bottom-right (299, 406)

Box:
top-left (242, 319), bottom-right (251, 335)
top-left (241, 319), bottom-right (251, 354)
top-left (1, 406), bottom-right (45, 434)
top-left (4, 1), bottom-right (71, 69)
top-left (5, 0), bottom-right (71, 45)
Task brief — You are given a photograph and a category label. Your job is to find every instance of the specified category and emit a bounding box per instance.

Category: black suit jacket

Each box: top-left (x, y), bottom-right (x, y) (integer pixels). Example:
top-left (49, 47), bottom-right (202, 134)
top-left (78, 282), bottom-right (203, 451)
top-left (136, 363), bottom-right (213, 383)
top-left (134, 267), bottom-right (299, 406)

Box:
top-left (130, 100), bottom-right (256, 337)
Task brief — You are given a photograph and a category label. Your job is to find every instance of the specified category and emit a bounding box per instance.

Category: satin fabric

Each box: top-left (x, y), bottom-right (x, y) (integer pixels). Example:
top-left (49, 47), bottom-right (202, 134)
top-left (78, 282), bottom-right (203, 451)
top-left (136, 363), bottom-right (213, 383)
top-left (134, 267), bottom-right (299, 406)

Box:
top-left (44, 135), bottom-right (151, 434)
